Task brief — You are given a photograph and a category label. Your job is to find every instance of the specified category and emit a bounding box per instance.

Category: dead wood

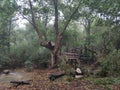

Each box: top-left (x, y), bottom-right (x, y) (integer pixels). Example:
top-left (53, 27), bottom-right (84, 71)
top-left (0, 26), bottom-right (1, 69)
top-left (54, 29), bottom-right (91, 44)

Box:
top-left (10, 80), bottom-right (30, 87)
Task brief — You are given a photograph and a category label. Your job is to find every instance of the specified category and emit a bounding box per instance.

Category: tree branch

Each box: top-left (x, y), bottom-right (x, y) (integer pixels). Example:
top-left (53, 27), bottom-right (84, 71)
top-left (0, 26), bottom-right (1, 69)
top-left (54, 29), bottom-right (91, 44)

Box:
top-left (53, 0), bottom-right (59, 36)
top-left (20, 13), bottom-right (33, 25)
top-left (60, 1), bottom-right (81, 36)
top-left (28, 0), bottom-right (43, 43)
top-left (43, 14), bottom-right (48, 41)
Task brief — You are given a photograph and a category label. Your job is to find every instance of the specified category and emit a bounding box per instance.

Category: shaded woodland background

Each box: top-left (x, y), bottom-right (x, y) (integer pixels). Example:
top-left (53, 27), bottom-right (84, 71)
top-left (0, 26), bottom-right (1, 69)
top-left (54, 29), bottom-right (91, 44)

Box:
top-left (0, 0), bottom-right (120, 89)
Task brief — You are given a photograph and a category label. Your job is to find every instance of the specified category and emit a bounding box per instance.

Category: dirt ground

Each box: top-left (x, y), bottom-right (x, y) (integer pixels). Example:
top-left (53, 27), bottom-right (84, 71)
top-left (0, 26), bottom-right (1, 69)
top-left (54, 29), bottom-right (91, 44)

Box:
top-left (0, 69), bottom-right (119, 90)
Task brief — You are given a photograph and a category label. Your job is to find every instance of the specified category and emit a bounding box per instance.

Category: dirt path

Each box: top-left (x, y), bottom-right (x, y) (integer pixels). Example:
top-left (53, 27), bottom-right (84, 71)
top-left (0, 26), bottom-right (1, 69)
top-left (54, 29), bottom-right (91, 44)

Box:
top-left (0, 69), bottom-right (119, 90)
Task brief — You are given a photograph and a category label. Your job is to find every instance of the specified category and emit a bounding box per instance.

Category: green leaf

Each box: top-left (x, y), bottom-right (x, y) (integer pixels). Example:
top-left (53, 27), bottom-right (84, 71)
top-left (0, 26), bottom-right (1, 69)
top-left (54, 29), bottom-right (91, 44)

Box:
top-left (23, 8), bottom-right (30, 15)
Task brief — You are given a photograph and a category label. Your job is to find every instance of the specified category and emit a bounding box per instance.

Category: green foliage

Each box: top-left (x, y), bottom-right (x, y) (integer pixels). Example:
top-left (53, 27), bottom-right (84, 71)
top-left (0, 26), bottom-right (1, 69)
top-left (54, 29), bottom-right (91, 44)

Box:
top-left (0, 53), bottom-right (22, 71)
top-left (0, 0), bottom-right (17, 54)
top-left (99, 50), bottom-right (120, 77)
top-left (30, 48), bottom-right (50, 69)
top-left (89, 77), bottom-right (120, 90)
top-left (63, 75), bottom-right (74, 82)
top-left (94, 78), bottom-right (115, 85)
top-left (61, 22), bottom-right (84, 51)
top-left (58, 58), bottom-right (74, 75)
top-left (0, 54), bottom-right (10, 70)
top-left (0, 0), bottom-right (120, 77)
top-left (11, 39), bottom-right (50, 69)
top-left (91, 24), bottom-right (112, 54)
top-left (10, 44), bottom-right (50, 69)
top-left (24, 60), bottom-right (32, 71)
top-left (23, 8), bottom-right (30, 15)
top-left (93, 78), bottom-right (114, 90)
top-left (58, 58), bottom-right (74, 82)
top-left (9, 24), bottom-right (51, 69)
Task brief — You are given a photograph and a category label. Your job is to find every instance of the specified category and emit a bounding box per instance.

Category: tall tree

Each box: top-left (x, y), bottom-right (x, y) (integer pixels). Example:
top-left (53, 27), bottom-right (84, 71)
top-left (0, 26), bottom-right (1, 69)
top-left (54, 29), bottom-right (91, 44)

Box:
top-left (0, 0), bottom-right (17, 53)
top-left (18, 0), bottom-right (81, 67)
top-left (80, 7), bottom-right (95, 47)
top-left (87, 0), bottom-right (120, 53)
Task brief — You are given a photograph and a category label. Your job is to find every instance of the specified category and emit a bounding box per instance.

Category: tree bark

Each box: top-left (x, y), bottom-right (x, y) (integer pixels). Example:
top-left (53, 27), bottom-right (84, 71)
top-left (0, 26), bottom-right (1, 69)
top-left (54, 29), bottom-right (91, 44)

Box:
top-left (49, 38), bottom-right (60, 68)
top-left (51, 52), bottom-right (57, 68)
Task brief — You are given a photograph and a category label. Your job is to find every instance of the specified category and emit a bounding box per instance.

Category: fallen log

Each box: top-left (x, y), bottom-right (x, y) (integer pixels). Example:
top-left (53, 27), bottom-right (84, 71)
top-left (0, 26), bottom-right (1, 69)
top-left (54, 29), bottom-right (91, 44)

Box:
top-left (10, 80), bottom-right (30, 87)
top-left (48, 68), bottom-right (83, 81)
top-left (48, 72), bottom-right (65, 81)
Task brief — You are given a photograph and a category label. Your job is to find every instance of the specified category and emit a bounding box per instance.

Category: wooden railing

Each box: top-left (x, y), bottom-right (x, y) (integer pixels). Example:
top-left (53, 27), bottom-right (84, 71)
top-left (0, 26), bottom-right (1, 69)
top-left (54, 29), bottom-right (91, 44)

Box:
top-left (62, 52), bottom-right (79, 60)
top-left (61, 46), bottom-right (96, 62)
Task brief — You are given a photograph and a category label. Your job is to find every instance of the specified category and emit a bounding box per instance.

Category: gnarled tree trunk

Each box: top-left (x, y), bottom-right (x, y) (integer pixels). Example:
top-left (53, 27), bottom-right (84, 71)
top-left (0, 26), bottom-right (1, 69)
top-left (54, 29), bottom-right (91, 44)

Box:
top-left (49, 35), bottom-right (61, 68)
top-left (51, 52), bottom-right (57, 68)
top-left (28, 0), bottom-right (81, 68)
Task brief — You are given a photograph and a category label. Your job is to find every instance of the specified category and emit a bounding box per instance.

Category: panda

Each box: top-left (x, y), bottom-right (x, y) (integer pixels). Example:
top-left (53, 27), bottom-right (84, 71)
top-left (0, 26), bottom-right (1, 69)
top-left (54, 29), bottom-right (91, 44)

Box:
top-left (74, 68), bottom-right (83, 78)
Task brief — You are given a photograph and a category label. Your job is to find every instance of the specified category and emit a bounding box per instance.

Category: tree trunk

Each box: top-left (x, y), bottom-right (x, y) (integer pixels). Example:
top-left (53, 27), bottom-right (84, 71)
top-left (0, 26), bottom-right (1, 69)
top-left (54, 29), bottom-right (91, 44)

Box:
top-left (86, 20), bottom-right (91, 47)
top-left (28, 0), bottom-right (81, 68)
top-left (7, 17), bottom-right (12, 53)
top-left (40, 40), bottom-right (60, 68)
top-left (50, 52), bottom-right (57, 68)
top-left (86, 19), bottom-right (91, 47)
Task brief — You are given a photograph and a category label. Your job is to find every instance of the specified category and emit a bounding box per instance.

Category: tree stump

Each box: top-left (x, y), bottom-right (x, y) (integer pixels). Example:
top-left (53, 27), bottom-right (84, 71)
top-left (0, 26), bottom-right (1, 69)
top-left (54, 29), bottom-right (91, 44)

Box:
top-left (3, 70), bottom-right (10, 75)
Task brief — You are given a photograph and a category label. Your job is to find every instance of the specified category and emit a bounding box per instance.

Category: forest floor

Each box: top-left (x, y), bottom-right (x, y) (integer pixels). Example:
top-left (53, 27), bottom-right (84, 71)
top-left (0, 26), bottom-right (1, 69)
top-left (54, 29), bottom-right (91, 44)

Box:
top-left (0, 68), bottom-right (120, 90)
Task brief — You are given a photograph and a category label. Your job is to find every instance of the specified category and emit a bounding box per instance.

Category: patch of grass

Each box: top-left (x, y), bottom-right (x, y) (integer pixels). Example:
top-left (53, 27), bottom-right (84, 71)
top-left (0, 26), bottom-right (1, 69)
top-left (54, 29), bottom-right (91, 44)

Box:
top-left (93, 78), bottom-right (115, 85)
top-left (87, 77), bottom-right (120, 85)
top-left (86, 77), bottom-right (120, 90)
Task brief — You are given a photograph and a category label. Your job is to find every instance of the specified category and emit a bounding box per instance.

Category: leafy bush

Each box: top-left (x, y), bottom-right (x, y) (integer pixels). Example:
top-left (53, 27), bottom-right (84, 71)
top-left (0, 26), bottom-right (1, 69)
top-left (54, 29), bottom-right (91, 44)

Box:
top-left (58, 58), bottom-right (74, 75)
top-left (84, 77), bottom-right (120, 90)
top-left (0, 54), bottom-right (9, 71)
top-left (24, 60), bottom-right (32, 71)
top-left (11, 41), bottom-right (50, 69)
top-left (0, 47), bottom-right (50, 70)
top-left (0, 53), bottom-right (21, 71)
top-left (29, 48), bottom-right (50, 69)
top-left (99, 50), bottom-right (120, 77)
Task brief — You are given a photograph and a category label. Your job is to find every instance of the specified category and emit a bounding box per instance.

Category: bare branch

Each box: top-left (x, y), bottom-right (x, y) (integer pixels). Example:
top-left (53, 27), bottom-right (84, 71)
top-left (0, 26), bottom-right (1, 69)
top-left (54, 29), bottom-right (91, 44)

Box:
top-left (20, 13), bottom-right (33, 25)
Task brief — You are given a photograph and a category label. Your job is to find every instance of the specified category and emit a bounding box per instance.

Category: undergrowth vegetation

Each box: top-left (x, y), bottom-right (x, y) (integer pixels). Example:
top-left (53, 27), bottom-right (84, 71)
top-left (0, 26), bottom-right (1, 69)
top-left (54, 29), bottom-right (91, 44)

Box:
top-left (98, 50), bottom-right (120, 77)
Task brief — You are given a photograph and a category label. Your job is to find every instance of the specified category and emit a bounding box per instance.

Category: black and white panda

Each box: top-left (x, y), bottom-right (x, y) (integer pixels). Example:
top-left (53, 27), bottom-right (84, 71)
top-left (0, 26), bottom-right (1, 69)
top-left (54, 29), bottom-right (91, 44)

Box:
top-left (74, 68), bottom-right (83, 78)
